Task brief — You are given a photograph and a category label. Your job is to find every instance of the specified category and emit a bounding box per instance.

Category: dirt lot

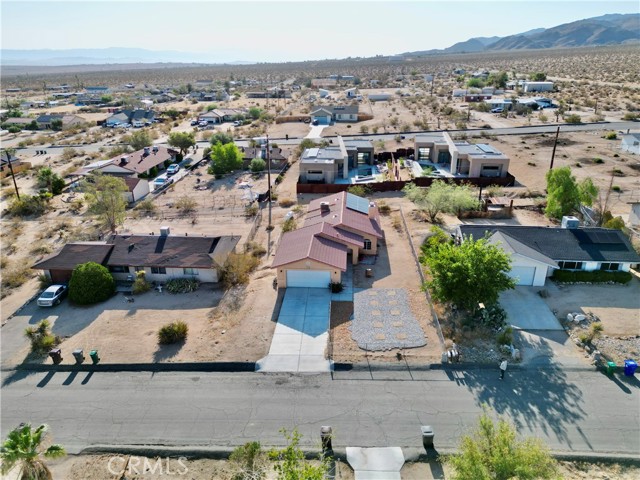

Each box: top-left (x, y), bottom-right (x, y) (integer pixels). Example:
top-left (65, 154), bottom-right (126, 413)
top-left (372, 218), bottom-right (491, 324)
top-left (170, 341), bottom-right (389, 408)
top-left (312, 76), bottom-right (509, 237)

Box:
top-left (44, 453), bottom-right (640, 480)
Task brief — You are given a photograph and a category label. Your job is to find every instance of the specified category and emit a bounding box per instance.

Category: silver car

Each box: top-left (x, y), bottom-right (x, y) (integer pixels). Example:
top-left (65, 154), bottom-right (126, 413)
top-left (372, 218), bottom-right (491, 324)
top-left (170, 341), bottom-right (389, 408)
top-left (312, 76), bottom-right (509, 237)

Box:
top-left (37, 284), bottom-right (67, 307)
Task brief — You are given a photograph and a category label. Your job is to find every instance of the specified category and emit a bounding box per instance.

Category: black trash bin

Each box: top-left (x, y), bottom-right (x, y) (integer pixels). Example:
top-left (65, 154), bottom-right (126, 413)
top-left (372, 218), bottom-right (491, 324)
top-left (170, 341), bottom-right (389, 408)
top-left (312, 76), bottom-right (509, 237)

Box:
top-left (421, 425), bottom-right (434, 450)
top-left (624, 359), bottom-right (638, 377)
top-left (72, 349), bottom-right (85, 365)
top-left (49, 349), bottom-right (63, 365)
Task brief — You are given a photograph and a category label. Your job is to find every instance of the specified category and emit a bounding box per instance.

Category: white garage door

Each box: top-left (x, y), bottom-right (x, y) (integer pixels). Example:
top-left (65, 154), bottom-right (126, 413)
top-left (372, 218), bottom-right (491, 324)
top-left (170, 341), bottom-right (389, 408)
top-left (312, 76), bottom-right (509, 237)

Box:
top-left (286, 270), bottom-right (330, 288)
top-left (509, 266), bottom-right (536, 286)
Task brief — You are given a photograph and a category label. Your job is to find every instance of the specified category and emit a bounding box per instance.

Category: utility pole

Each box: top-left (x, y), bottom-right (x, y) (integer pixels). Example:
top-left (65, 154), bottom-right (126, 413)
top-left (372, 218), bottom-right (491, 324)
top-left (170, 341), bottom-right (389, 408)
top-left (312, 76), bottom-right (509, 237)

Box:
top-left (4, 151), bottom-right (20, 199)
top-left (430, 76), bottom-right (434, 97)
top-left (549, 125), bottom-right (560, 170)
top-left (266, 134), bottom-right (272, 230)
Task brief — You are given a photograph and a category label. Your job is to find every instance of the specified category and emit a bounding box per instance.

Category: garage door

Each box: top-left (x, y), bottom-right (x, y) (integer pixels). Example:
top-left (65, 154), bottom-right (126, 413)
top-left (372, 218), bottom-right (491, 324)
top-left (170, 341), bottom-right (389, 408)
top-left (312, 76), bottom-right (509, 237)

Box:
top-left (509, 266), bottom-right (536, 286)
top-left (286, 270), bottom-right (330, 288)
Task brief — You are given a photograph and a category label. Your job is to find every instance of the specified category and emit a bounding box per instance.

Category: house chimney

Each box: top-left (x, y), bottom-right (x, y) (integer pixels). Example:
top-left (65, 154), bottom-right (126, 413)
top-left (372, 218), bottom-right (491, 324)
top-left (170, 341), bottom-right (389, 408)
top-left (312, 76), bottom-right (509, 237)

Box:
top-left (160, 226), bottom-right (170, 237)
top-left (152, 145), bottom-right (159, 154)
top-left (143, 146), bottom-right (150, 156)
top-left (320, 202), bottom-right (330, 213)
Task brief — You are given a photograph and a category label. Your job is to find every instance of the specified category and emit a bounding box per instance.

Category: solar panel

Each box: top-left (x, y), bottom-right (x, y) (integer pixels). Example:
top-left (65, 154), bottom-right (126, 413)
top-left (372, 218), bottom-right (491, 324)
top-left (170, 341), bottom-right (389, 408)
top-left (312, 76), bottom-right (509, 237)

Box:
top-left (346, 193), bottom-right (370, 214)
top-left (582, 230), bottom-right (623, 244)
top-left (307, 148), bottom-right (319, 158)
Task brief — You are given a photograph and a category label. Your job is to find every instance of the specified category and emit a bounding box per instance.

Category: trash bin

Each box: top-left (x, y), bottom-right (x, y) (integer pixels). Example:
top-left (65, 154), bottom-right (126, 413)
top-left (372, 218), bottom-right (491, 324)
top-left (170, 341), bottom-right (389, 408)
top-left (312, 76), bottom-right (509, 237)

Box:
top-left (624, 359), bottom-right (638, 377)
top-left (89, 350), bottom-right (100, 365)
top-left (49, 349), bottom-right (63, 365)
top-left (72, 349), bottom-right (84, 365)
top-left (606, 361), bottom-right (617, 375)
top-left (365, 269), bottom-right (373, 278)
top-left (421, 425), bottom-right (434, 450)
top-left (320, 426), bottom-right (333, 452)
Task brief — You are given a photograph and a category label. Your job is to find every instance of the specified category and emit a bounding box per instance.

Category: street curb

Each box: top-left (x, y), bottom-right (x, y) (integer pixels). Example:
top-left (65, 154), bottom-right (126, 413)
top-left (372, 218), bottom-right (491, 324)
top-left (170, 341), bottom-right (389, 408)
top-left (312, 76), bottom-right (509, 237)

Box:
top-left (77, 444), bottom-right (640, 464)
top-left (333, 362), bottom-right (602, 372)
top-left (8, 362), bottom-right (256, 373)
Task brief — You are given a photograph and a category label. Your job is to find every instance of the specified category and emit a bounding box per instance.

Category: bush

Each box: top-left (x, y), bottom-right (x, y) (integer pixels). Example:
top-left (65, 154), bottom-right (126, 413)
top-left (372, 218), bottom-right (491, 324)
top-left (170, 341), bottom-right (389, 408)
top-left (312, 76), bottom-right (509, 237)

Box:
top-left (564, 114), bottom-right (582, 124)
top-left (245, 242), bottom-right (267, 258)
top-left (604, 131), bottom-right (617, 140)
top-left (282, 217), bottom-right (297, 233)
top-left (347, 184), bottom-right (372, 197)
top-left (377, 201), bottom-right (391, 216)
top-left (165, 278), bottom-right (200, 293)
top-left (278, 198), bottom-right (295, 208)
top-left (7, 195), bottom-right (49, 217)
top-left (552, 270), bottom-right (632, 284)
top-left (230, 441), bottom-right (267, 480)
top-left (470, 303), bottom-right (508, 330)
top-left (24, 319), bottom-right (59, 355)
top-left (497, 326), bottom-right (513, 346)
top-left (135, 198), bottom-right (157, 215)
top-left (68, 262), bottom-right (115, 305)
top-left (158, 320), bottom-right (188, 344)
top-left (221, 252), bottom-right (260, 288)
top-left (329, 282), bottom-right (343, 293)
top-left (132, 271), bottom-right (151, 294)
top-left (244, 204), bottom-right (258, 217)
top-left (249, 158), bottom-right (266, 173)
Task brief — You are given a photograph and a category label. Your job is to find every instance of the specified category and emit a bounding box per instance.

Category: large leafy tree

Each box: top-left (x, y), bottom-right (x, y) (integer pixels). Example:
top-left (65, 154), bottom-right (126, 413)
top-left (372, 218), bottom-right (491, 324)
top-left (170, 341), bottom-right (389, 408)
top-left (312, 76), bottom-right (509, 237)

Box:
top-left (36, 167), bottom-right (65, 195)
top-left (447, 408), bottom-right (558, 480)
top-left (1, 423), bottom-right (66, 480)
top-left (167, 131), bottom-right (195, 157)
top-left (126, 130), bottom-right (152, 150)
top-left (208, 142), bottom-right (243, 176)
top-left (68, 262), bottom-right (115, 305)
top-left (545, 167), bottom-right (598, 220)
top-left (210, 131), bottom-right (234, 145)
top-left (82, 173), bottom-right (128, 233)
top-left (404, 181), bottom-right (479, 222)
top-left (421, 235), bottom-right (515, 312)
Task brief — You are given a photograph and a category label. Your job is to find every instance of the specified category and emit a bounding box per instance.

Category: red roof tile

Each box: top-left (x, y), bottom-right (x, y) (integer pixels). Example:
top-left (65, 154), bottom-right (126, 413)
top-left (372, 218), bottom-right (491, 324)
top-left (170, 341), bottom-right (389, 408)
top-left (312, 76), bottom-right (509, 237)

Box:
top-left (272, 224), bottom-right (348, 270)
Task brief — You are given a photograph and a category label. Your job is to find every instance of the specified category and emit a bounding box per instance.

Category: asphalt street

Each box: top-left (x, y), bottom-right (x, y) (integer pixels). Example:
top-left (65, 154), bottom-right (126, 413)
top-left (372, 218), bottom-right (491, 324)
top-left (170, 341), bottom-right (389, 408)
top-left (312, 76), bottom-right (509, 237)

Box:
top-left (1, 367), bottom-right (638, 456)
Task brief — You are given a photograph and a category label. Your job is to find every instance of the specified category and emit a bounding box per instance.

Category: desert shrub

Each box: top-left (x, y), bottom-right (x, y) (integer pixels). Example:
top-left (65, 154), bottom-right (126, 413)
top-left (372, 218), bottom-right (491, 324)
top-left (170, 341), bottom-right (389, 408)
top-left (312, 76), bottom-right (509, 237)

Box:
top-left (221, 252), bottom-right (260, 288)
top-left (329, 281), bottom-right (343, 293)
top-left (282, 217), bottom-right (297, 233)
top-left (469, 303), bottom-right (508, 330)
top-left (592, 157), bottom-right (604, 164)
top-left (37, 273), bottom-right (52, 289)
top-left (275, 174), bottom-right (284, 185)
top-left (175, 195), bottom-right (198, 215)
top-left (7, 195), bottom-right (50, 217)
top-left (622, 112), bottom-right (639, 121)
top-left (229, 441), bottom-right (267, 480)
top-left (552, 270), bottom-right (632, 284)
top-left (69, 198), bottom-right (84, 214)
top-left (165, 278), bottom-right (200, 293)
top-left (377, 201), bottom-right (391, 216)
top-left (244, 204), bottom-right (258, 217)
top-left (158, 320), bottom-right (188, 344)
top-left (604, 131), bottom-right (617, 140)
top-left (497, 326), bottom-right (514, 346)
top-left (245, 242), bottom-right (267, 257)
top-left (611, 185), bottom-right (622, 192)
top-left (135, 198), bottom-right (157, 215)
top-left (68, 262), bottom-right (115, 305)
top-left (564, 114), bottom-right (582, 124)
top-left (249, 158), bottom-right (266, 173)
top-left (24, 320), bottom-right (59, 354)
top-left (1, 265), bottom-right (33, 291)
top-left (278, 198), bottom-right (295, 208)
top-left (347, 184), bottom-right (372, 197)
top-left (132, 271), bottom-right (151, 294)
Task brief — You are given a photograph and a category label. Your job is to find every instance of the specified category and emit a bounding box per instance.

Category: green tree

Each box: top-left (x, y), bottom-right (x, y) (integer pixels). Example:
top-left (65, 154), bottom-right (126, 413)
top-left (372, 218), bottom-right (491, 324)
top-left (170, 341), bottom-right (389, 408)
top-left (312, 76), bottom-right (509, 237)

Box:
top-left (421, 235), bottom-right (515, 312)
top-left (467, 78), bottom-right (484, 88)
top-left (447, 407), bottom-right (558, 480)
top-left (250, 158), bottom-right (266, 173)
top-left (248, 107), bottom-right (262, 120)
top-left (208, 142), bottom-right (243, 175)
top-left (100, 94), bottom-right (113, 103)
top-left (545, 167), bottom-right (597, 219)
top-left (404, 181), bottom-right (479, 222)
top-left (487, 71), bottom-right (508, 89)
top-left (50, 119), bottom-right (63, 131)
top-left (296, 138), bottom-right (317, 157)
top-left (168, 131), bottom-right (195, 157)
top-left (127, 130), bottom-right (152, 150)
top-left (36, 167), bottom-right (65, 195)
top-left (1, 423), bottom-right (66, 480)
top-left (210, 131), bottom-right (234, 145)
top-left (268, 428), bottom-right (329, 480)
top-left (82, 173), bottom-right (128, 232)
top-left (164, 108), bottom-right (180, 120)
top-left (68, 262), bottom-right (115, 305)
top-left (530, 72), bottom-right (547, 81)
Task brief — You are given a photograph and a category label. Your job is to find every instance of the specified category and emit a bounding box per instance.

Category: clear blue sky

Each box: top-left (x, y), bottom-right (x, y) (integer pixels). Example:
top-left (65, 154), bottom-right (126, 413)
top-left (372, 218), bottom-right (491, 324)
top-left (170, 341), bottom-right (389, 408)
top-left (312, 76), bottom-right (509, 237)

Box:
top-left (1, 0), bottom-right (638, 62)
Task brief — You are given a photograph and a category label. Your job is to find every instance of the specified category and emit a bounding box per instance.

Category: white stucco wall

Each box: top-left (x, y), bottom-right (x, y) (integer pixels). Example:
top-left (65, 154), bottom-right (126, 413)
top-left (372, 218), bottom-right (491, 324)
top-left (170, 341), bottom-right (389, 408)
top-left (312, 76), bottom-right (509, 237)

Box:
top-left (511, 254), bottom-right (553, 286)
top-left (112, 266), bottom-right (218, 283)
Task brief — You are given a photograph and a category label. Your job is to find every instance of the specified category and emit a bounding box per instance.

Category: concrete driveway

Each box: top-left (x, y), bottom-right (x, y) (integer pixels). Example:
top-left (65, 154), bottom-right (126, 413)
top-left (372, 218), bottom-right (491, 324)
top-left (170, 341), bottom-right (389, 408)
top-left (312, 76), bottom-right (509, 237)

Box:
top-left (305, 124), bottom-right (327, 139)
top-left (500, 287), bottom-right (563, 331)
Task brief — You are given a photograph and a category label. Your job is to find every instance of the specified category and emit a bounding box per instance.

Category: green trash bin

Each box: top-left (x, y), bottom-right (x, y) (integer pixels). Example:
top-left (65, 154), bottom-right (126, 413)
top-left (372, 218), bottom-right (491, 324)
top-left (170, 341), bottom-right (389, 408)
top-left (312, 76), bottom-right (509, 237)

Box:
top-left (89, 350), bottom-right (100, 365)
top-left (606, 361), bottom-right (617, 375)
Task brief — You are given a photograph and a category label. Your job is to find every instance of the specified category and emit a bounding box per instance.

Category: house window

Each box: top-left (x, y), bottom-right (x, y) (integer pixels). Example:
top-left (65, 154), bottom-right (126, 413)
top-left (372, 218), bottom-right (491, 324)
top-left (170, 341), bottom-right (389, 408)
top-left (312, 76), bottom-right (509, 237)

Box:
top-left (109, 265), bottom-right (128, 273)
top-left (418, 147), bottom-right (430, 160)
top-left (183, 268), bottom-right (199, 275)
top-left (363, 239), bottom-right (372, 250)
top-left (134, 266), bottom-right (144, 272)
top-left (558, 261), bottom-right (583, 270)
top-left (599, 263), bottom-right (620, 271)
top-left (151, 267), bottom-right (167, 275)
top-left (307, 170), bottom-right (323, 175)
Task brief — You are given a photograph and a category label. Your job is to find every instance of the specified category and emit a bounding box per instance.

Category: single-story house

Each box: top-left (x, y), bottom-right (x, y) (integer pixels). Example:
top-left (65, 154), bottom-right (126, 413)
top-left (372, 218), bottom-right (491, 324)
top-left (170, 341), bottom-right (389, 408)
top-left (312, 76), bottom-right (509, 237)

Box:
top-left (484, 99), bottom-right (513, 110)
top-left (1, 150), bottom-right (31, 179)
top-left (310, 105), bottom-right (359, 124)
top-left (105, 109), bottom-right (155, 127)
top-left (2, 117), bottom-right (34, 127)
top-left (318, 88), bottom-right (330, 98)
top-left (415, 132), bottom-right (510, 178)
top-left (299, 137), bottom-right (374, 183)
top-left (122, 176), bottom-right (150, 203)
top-left (36, 114), bottom-right (84, 129)
top-left (189, 90), bottom-right (230, 102)
top-left (456, 222), bottom-right (640, 286)
top-left (272, 192), bottom-right (383, 288)
top-left (620, 133), bottom-right (640, 155)
top-left (345, 88), bottom-right (358, 98)
top-left (523, 81), bottom-right (554, 93)
top-left (198, 108), bottom-right (245, 124)
top-left (99, 145), bottom-right (177, 177)
top-left (367, 92), bottom-right (391, 102)
top-left (309, 107), bottom-right (333, 125)
top-left (32, 230), bottom-right (241, 285)
top-left (465, 93), bottom-right (492, 102)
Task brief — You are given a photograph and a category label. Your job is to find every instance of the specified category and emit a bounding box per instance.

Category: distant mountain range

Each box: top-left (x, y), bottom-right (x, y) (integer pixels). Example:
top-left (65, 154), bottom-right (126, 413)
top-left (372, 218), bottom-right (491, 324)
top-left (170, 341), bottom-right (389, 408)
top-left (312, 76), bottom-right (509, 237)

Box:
top-left (1, 13), bottom-right (638, 66)
top-left (400, 13), bottom-right (639, 56)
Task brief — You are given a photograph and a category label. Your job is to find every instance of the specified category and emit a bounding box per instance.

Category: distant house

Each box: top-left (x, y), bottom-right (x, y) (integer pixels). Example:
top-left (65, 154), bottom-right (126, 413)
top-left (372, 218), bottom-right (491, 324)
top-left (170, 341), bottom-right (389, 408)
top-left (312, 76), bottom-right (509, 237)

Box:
top-left (457, 222), bottom-right (640, 286)
top-left (198, 108), bottom-right (245, 124)
top-left (299, 137), bottom-right (374, 184)
top-left (523, 81), bottom-right (554, 93)
top-left (74, 145), bottom-right (177, 179)
top-left (415, 132), bottom-right (510, 178)
top-left (367, 92), bottom-right (391, 102)
top-left (32, 230), bottom-right (241, 285)
top-left (318, 88), bottom-right (330, 98)
top-left (344, 88), bottom-right (358, 98)
top-left (310, 107), bottom-right (333, 125)
top-left (484, 98), bottom-right (513, 110)
top-left (464, 93), bottom-right (492, 102)
top-left (272, 192), bottom-right (383, 288)
top-left (36, 114), bottom-right (84, 129)
top-left (1, 150), bottom-right (31, 179)
top-left (105, 109), bottom-right (155, 127)
top-left (189, 90), bottom-right (229, 102)
top-left (620, 133), bottom-right (640, 155)
top-left (309, 105), bottom-right (359, 124)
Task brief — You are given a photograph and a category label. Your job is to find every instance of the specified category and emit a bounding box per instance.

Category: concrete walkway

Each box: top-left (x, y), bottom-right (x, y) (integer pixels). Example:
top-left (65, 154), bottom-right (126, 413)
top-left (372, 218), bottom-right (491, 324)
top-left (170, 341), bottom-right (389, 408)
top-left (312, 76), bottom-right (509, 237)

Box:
top-left (305, 124), bottom-right (327, 139)
top-left (346, 447), bottom-right (404, 479)
top-left (256, 288), bottom-right (332, 373)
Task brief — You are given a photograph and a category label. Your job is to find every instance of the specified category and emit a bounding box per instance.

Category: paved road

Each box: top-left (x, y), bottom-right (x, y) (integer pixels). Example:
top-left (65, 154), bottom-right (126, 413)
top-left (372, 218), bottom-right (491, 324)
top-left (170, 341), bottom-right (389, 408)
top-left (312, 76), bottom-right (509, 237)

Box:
top-left (1, 367), bottom-right (638, 455)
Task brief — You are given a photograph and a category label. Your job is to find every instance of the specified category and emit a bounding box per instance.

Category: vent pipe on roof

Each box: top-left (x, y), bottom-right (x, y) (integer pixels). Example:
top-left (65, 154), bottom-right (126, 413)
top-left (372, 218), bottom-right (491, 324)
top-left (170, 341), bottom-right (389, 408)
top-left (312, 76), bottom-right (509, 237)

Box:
top-left (160, 226), bottom-right (170, 236)
top-left (320, 202), bottom-right (330, 213)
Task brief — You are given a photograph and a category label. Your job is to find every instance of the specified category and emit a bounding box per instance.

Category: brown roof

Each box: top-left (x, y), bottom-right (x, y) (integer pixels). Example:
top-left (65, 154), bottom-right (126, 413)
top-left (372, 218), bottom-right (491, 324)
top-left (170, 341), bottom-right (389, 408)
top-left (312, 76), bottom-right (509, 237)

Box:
top-left (107, 234), bottom-right (240, 269)
top-left (105, 145), bottom-right (177, 175)
top-left (306, 192), bottom-right (383, 239)
top-left (32, 243), bottom-right (114, 271)
top-left (272, 224), bottom-right (348, 270)
top-left (122, 176), bottom-right (143, 192)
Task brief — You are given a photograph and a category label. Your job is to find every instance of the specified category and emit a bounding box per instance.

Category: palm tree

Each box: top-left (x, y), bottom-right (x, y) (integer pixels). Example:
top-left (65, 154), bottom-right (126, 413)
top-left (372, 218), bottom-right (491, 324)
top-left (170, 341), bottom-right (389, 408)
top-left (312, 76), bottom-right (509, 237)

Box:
top-left (1, 423), bottom-right (66, 480)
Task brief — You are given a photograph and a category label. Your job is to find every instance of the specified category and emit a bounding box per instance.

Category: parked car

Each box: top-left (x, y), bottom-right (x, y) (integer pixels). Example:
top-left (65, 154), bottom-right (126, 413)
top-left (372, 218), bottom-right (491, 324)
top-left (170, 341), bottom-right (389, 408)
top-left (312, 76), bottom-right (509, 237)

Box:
top-left (37, 285), bottom-right (67, 307)
top-left (153, 176), bottom-right (173, 188)
top-left (198, 121), bottom-right (208, 127)
top-left (190, 120), bottom-right (198, 126)
top-left (166, 164), bottom-right (180, 175)
top-left (491, 108), bottom-right (504, 114)
top-left (233, 121), bottom-right (241, 126)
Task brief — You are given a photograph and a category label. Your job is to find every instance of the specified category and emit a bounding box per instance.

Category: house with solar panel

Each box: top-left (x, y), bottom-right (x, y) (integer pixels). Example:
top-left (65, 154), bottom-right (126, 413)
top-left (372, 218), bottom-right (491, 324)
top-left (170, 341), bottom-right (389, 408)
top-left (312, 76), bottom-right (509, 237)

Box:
top-left (299, 136), bottom-right (375, 184)
top-left (272, 192), bottom-right (383, 288)
top-left (456, 217), bottom-right (640, 286)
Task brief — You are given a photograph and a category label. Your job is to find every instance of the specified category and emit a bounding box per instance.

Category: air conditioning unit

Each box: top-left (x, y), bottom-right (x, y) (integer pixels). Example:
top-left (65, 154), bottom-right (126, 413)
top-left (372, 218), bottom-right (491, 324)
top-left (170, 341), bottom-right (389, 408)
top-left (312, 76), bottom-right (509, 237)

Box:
top-left (561, 216), bottom-right (580, 229)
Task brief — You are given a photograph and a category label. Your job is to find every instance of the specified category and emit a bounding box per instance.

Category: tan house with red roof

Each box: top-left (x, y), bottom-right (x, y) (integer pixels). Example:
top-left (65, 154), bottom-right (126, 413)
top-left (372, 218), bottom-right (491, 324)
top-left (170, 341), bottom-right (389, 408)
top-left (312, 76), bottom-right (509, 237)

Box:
top-left (272, 192), bottom-right (383, 288)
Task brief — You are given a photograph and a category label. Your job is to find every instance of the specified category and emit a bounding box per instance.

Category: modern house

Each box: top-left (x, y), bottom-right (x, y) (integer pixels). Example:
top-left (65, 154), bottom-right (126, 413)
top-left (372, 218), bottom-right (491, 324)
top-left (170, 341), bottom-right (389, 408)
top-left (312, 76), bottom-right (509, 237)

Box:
top-left (32, 229), bottom-right (240, 285)
top-left (105, 109), bottom-right (155, 127)
top-left (523, 81), bottom-right (554, 93)
top-left (415, 132), bottom-right (510, 178)
top-left (620, 133), bottom-right (640, 155)
top-left (456, 220), bottom-right (640, 286)
top-left (299, 137), bottom-right (374, 184)
top-left (272, 192), bottom-right (383, 288)
top-left (310, 105), bottom-right (359, 124)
